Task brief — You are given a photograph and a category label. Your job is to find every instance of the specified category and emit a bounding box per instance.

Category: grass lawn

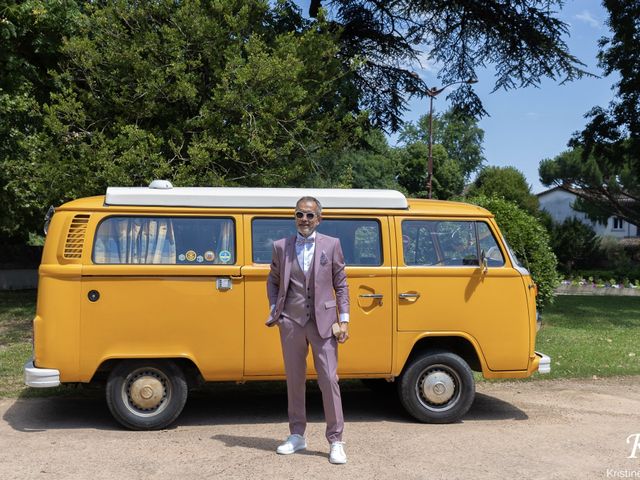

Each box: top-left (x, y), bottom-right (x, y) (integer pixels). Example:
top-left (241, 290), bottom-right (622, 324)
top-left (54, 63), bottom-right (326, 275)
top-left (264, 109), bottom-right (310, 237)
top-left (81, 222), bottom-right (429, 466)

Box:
top-left (1, 290), bottom-right (639, 397)
top-left (536, 295), bottom-right (640, 379)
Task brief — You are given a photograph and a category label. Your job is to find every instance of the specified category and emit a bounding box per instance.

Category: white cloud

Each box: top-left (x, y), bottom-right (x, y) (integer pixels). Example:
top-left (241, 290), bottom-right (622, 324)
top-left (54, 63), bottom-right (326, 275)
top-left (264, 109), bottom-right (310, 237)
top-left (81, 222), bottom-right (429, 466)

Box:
top-left (575, 10), bottom-right (600, 29)
top-left (415, 52), bottom-right (442, 74)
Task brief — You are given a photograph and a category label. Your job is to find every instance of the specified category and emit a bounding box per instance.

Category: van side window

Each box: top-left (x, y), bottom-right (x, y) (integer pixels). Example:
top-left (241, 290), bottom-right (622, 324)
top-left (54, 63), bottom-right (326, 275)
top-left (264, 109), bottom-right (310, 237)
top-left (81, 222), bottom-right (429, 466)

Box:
top-left (403, 220), bottom-right (501, 267)
top-left (93, 217), bottom-right (235, 265)
top-left (477, 222), bottom-right (505, 266)
top-left (251, 218), bottom-right (383, 266)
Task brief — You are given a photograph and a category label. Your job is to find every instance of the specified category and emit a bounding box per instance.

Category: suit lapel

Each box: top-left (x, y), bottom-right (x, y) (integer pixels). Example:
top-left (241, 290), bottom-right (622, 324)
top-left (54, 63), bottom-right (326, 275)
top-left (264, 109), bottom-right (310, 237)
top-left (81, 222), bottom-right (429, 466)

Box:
top-left (283, 235), bottom-right (296, 288)
top-left (313, 233), bottom-right (324, 280)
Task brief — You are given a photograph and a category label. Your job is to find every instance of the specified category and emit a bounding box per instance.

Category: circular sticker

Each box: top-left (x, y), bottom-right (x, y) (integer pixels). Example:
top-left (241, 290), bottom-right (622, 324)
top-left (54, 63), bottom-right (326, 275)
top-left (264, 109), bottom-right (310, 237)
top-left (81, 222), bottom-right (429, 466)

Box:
top-left (218, 250), bottom-right (231, 263)
top-left (185, 250), bottom-right (197, 262)
top-left (196, 255), bottom-right (204, 263)
top-left (204, 250), bottom-right (215, 262)
top-left (178, 253), bottom-right (186, 261)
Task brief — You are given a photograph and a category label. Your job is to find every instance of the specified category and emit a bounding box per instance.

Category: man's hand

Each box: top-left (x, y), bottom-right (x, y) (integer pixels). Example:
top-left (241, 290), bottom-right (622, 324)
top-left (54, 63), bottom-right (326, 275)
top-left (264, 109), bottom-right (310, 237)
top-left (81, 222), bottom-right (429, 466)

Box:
top-left (338, 322), bottom-right (349, 343)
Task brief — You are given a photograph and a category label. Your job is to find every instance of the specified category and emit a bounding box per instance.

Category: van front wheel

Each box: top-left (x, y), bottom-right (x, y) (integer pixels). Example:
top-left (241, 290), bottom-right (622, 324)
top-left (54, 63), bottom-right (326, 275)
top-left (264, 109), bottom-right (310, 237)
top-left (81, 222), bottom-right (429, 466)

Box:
top-left (398, 352), bottom-right (475, 424)
top-left (106, 360), bottom-right (188, 430)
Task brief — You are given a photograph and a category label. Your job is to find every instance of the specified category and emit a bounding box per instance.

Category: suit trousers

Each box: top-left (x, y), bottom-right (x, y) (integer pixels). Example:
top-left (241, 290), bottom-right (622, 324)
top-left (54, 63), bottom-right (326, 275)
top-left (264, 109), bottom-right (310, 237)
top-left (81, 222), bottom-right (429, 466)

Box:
top-left (277, 316), bottom-right (344, 443)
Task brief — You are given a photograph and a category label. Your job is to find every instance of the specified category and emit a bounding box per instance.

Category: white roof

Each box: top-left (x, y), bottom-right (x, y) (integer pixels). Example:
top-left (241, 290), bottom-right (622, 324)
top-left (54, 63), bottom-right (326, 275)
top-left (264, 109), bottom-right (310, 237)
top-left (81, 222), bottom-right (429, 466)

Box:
top-left (104, 186), bottom-right (408, 209)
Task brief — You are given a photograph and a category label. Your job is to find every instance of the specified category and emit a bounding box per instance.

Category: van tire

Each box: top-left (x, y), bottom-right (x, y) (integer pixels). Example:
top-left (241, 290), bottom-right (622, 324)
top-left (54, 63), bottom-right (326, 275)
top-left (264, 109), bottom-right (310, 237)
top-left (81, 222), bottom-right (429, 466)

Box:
top-left (398, 352), bottom-right (474, 424)
top-left (106, 360), bottom-right (188, 430)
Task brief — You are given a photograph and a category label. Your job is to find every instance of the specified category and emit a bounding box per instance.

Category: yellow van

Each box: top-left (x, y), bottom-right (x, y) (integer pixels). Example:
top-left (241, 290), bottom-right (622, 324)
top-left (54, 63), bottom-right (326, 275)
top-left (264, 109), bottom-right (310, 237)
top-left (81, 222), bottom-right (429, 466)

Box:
top-left (25, 182), bottom-right (550, 430)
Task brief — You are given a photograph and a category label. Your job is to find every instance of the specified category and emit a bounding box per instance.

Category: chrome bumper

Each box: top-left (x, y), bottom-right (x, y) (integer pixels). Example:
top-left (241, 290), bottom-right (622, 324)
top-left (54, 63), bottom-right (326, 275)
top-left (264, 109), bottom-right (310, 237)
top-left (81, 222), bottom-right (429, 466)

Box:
top-left (24, 359), bottom-right (60, 387)
top-left (535, 351), bottom-right (551, 374)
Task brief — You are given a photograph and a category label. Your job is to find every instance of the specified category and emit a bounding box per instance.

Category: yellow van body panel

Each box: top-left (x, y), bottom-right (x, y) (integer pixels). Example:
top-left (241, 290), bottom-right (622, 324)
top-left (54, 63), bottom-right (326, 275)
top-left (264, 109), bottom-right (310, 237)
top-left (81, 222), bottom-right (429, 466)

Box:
top-left (32, 193), bottom-right (541, 384)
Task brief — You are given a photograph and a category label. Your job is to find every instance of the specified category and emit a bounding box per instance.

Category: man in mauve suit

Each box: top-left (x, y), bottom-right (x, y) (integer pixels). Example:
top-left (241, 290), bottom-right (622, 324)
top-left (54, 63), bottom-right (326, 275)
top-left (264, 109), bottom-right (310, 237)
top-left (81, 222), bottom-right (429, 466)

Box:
top-left (265, 196), bottom-right (350, 464)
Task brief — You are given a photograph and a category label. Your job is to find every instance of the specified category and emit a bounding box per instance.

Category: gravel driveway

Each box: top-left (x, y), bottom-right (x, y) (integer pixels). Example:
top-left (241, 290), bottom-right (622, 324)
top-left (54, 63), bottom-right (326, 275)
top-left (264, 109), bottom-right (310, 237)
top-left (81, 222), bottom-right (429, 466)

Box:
top-left (1, 377), bottom-right (639, 480)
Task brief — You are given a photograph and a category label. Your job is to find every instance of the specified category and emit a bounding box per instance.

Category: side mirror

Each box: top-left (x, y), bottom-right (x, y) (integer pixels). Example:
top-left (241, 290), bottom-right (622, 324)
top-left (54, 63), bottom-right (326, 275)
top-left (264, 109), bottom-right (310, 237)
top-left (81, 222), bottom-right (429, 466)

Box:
top-left (480, 248), bottom-right (488, 273)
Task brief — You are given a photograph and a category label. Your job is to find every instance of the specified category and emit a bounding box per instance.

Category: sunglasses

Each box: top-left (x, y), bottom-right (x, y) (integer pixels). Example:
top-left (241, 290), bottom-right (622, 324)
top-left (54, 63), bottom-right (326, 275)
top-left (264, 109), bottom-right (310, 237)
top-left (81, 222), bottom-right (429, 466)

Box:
top-left (295, 210), bottom-right (317, 220)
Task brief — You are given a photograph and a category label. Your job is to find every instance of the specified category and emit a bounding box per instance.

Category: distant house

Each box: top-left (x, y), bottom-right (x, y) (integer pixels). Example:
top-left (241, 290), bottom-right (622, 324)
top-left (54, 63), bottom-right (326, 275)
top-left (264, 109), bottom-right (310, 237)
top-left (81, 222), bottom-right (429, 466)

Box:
top-left (537, 186), bottom-right (639, 238)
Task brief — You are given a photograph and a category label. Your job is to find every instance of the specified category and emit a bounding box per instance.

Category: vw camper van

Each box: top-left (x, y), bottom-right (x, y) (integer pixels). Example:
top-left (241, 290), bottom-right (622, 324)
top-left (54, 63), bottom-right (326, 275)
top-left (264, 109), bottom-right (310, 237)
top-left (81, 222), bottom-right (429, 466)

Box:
top-left (25, 182), bottom-right (550, 430)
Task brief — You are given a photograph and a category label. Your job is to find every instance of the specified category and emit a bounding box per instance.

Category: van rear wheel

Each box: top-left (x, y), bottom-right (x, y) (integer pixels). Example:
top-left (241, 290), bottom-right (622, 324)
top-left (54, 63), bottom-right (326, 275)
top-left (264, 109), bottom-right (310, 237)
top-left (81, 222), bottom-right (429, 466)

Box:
top-left (106, 360), bottom-right (188, 430)
top-left (398, 352), bottom-right (474, 424)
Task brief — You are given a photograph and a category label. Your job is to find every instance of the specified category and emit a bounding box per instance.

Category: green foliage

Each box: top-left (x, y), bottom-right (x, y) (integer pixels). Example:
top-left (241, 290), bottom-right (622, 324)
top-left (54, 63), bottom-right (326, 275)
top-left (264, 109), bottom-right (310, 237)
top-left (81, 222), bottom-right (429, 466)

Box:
top-left (396, 143), bottom-right (463, 200)
top-left (468, 166), bottom-right (539, 215)
top-left (395, 107), bottom-right (482, 199)
top-left (399, 109), bottom-right (485, 180)
top-left (540, 1), bottom-right (639, 226)
top-left (540, 145), bottom-right (638, 225)
top-left (313, 130), bottom-right (401, 190)
top-left (469, 195), bottom-right (561, 309)
top-left (0, 0), bottom-right (367, 240)
top-left (0, 0), bottom-right (83, 241)
top-left (548, 218), bottom-right (600, 274)
top-left (315, 0), bottom-right (590, 129)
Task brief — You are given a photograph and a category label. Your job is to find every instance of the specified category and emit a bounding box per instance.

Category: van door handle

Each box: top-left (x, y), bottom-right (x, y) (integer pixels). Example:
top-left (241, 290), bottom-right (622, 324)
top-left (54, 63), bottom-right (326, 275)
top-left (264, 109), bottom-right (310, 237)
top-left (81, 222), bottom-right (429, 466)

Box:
top-left (399, 293), bottom-right (421, 299)
top-left (359, 293), bottom-right (383, 306)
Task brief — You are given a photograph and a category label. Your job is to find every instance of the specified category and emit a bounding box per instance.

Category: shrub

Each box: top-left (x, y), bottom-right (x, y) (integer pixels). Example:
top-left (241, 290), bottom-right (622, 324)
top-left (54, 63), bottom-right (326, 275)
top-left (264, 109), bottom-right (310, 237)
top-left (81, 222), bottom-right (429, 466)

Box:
top-left (469, 195), bottom-right (561, 310)
top-left (549, 217), bottom-right (600, 273)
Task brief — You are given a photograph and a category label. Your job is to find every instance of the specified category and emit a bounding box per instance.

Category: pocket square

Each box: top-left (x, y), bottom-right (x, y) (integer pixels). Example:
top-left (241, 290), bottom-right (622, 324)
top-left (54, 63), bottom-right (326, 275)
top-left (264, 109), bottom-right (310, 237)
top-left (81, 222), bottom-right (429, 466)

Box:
top-left (320, 251), bottom-right (329, 266)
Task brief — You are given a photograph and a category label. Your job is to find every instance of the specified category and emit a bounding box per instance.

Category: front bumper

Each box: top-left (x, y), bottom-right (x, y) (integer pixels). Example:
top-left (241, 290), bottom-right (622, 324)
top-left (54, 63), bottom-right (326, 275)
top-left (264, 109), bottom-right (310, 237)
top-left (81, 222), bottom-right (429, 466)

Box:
top-left (535, 351), bottom-right (551, 374)
top-left (24, 359), bottom-right (60, 387)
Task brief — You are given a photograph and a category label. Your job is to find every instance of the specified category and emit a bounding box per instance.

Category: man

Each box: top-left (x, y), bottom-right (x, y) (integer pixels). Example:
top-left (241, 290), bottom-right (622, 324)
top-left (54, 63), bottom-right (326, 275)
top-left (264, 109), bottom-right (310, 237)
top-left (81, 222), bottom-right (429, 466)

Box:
top-left (265, 196), bottom-right (350, 464)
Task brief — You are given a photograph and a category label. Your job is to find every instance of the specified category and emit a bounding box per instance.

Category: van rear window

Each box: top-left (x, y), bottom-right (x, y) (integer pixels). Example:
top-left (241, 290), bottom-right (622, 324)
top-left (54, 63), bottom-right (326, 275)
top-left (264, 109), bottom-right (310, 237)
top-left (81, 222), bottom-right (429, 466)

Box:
top-left (252, 218), bottom-right (382, 266)
top-left (93, 216), bottom-right (235, 265)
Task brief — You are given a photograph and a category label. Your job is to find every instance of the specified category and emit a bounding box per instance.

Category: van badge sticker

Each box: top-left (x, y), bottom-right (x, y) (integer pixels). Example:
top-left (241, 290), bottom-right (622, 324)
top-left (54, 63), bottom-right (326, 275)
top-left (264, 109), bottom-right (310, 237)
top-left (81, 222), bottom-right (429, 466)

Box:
top-left (218, 250), bottom-right (231, 263)
top-left (196, 255), bottom-right (204, 263)
top-left (204, 251), bottom-right (215, 262)
top-left (185, 250), bottom-right (197, 262)
top-left (178, 253), bottom-right (186, 261)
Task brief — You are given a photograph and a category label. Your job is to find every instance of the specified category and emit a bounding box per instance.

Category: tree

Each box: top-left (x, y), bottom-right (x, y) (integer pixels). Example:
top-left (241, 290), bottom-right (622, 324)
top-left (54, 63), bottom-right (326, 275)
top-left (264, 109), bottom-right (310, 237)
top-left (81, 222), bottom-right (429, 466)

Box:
top-left (396, 143), bottom-right (464, 200)
top-left (467, 166), bottom-right (539, 215)
top-left (306, 0), bottom-right (590, 130)
top-left (548, 217), bottom-right (599, 274)
top-left (1, 0), bottom-right (367, 239)
top-left (469, 195), bottom-right (560, 309)
top-left (312, 129), bottom-right (401, 190)
top-left (539, 1), bottom-right (639, 227)
top-left (0, 0), bottom-right (82, 241)
top-left (399, 108), bottom-right (485, 180)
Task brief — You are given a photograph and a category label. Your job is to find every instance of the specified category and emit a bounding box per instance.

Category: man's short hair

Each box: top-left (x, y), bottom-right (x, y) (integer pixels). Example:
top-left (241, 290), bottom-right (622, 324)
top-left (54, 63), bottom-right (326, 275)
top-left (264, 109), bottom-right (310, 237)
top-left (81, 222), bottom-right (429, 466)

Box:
top-left (296, 196), bottom-right (322, 215)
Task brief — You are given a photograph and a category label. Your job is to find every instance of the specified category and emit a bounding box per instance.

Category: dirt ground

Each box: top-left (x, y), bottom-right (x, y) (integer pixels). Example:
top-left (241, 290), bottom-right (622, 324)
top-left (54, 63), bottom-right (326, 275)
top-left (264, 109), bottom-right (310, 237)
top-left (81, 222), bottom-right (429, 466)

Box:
top-left (1, 377), bottom-right (639, 480)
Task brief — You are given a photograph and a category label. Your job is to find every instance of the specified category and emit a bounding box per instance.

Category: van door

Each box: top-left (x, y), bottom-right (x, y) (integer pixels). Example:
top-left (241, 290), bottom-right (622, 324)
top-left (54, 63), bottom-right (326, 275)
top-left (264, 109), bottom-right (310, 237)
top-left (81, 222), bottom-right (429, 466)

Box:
top-left (80, 214), bottom-right (245, 381)
top-left (243, 215), bottom-right (393, 376)
top-left (395, 217), bottom-right (529, 371)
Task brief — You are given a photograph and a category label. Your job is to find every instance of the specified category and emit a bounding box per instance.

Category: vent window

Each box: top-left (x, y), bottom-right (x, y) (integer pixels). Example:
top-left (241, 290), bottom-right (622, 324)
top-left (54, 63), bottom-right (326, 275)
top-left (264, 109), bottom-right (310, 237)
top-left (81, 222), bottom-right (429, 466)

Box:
top-left (64, 215), bottom-right (90, 259)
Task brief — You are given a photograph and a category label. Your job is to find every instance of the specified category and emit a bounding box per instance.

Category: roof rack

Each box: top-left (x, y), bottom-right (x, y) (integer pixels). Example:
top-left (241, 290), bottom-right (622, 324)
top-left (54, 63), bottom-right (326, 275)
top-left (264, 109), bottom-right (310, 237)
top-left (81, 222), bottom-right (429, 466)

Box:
top-left (105, 181), bottom-right (408, 209)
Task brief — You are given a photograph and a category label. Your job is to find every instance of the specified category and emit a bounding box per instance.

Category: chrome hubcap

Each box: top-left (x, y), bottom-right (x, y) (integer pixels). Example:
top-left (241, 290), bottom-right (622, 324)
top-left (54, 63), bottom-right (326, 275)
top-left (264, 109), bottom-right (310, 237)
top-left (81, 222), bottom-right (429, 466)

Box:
top-left (130, 376), bottom-right (164, 410)
top-left (123, 368), bottom-right (171, 416)
top-left (421, 370), bottom-right (455, 405)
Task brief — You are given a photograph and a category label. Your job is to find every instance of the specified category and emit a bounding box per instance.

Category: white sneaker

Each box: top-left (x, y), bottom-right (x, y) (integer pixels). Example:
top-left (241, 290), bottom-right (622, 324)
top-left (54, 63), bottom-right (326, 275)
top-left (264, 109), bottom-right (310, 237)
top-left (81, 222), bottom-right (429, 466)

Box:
top-left (329, 441), bottom-right (347, 464)
top-left (276, 434), bottom-right (307, 455)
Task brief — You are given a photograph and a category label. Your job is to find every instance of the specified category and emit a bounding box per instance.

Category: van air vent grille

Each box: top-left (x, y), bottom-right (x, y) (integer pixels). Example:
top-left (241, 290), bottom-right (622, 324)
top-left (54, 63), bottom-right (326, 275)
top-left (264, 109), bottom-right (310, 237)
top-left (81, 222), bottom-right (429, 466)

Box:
top-left (64, 214), bottom-right (90, 259)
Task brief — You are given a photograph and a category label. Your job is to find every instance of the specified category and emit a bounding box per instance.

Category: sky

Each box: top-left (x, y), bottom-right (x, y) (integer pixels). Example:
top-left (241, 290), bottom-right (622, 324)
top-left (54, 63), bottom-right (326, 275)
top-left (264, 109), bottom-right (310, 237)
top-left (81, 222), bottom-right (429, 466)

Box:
top-left (396, 0), bottom-right (617, 194)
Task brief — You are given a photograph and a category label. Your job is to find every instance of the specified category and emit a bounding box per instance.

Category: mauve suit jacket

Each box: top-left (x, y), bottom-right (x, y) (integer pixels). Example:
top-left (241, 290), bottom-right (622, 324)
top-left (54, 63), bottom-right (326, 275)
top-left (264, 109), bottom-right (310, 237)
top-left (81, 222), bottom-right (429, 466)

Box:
top-left (265, 233), bottom-right (350, 339)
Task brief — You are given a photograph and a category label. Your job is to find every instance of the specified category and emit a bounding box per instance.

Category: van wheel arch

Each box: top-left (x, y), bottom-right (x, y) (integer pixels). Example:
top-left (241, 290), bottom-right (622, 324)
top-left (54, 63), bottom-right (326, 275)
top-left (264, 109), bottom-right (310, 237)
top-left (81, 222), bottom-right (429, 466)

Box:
top-left (404, 336), bottom-right (483, 372)
top-left (93, 357), bottom-right (203, 389)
